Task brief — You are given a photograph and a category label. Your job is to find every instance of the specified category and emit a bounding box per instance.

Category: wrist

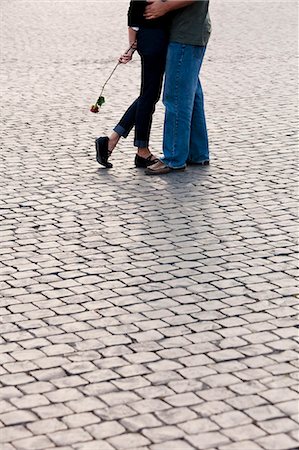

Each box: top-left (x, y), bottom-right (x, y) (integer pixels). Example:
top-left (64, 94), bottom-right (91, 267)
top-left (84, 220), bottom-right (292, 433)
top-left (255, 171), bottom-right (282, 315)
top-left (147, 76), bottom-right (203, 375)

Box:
top-left (160, 0), bottom-right (171, 14)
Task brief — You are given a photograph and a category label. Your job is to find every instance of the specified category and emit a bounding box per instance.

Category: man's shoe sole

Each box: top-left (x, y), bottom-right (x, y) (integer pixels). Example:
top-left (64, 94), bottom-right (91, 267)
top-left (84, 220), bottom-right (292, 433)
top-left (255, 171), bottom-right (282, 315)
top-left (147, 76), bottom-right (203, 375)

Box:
top-left (145, 166), bottom-right (185, 175)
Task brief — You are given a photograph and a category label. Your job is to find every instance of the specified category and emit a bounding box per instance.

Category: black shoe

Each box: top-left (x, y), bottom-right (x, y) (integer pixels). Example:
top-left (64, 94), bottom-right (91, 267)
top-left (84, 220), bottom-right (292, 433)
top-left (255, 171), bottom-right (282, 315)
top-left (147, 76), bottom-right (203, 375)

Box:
top-left (187, 160), bottom-right (210, 166)
top-left (95, 137), bottom-right (113, 168)
top-left (135, 153), bottom-right (159, 168)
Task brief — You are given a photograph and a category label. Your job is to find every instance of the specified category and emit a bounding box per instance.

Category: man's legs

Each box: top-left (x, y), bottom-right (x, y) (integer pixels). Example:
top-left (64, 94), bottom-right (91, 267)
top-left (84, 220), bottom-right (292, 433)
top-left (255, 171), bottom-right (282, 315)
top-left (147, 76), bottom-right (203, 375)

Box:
top-left (188, 79), bottom-right (209, 164)
top-left (161, 43), bottom-right (207, 169)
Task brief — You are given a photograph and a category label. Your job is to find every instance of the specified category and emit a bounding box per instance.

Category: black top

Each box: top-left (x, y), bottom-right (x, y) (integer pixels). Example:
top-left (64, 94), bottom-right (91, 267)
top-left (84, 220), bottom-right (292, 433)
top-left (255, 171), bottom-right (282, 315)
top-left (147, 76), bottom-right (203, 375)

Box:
top-left (128, 0), bottom-right (170, 28)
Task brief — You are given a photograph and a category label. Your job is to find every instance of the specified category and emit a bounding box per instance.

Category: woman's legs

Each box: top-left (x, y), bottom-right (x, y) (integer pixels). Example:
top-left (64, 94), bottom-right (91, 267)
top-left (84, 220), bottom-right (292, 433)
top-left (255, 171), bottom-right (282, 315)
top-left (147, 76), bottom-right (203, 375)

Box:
top-left (133, 51), bottom-right (166, 152)
top-left (108, 28), bottom-right (168, 159)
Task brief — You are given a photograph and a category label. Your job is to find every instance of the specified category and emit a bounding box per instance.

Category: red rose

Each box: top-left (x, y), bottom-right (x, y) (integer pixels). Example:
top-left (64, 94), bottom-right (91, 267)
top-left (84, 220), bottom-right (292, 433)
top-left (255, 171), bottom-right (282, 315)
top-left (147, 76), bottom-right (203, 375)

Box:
top-left (90, 104), bottom-right (99, 113)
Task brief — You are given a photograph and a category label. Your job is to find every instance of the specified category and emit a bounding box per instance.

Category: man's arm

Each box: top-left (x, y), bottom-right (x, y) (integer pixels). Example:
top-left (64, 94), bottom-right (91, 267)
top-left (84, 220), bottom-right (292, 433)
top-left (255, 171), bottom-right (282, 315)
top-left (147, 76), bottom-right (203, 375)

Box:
top-left (144, 0), bottom-right (195, 20)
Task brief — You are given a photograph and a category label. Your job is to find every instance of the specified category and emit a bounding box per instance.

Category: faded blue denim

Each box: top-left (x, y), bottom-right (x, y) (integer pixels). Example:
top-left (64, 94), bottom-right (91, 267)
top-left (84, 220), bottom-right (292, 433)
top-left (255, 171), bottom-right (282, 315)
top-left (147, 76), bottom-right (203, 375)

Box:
top-left (161, 43), bottom-right (209, 169)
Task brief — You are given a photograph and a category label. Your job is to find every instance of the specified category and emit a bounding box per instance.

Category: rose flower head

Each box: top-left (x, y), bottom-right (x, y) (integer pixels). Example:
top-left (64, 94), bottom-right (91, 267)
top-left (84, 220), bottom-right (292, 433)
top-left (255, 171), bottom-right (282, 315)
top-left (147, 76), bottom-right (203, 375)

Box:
top-left (90, 104), bottom-right (99, 113)
top-left (90, 96), bottom-right (105, 113)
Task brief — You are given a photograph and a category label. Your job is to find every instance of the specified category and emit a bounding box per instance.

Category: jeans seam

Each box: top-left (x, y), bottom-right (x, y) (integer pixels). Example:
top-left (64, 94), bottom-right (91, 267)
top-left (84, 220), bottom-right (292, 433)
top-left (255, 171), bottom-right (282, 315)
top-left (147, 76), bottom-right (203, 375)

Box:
top-left (172, 44), bottom-right (185, 160)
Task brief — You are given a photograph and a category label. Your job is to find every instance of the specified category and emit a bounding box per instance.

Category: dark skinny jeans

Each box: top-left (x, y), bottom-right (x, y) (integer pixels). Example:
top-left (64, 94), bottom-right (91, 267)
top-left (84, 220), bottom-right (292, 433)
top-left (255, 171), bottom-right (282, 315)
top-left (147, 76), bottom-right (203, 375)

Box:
top-left (114, 27), bottom-right (168, 148)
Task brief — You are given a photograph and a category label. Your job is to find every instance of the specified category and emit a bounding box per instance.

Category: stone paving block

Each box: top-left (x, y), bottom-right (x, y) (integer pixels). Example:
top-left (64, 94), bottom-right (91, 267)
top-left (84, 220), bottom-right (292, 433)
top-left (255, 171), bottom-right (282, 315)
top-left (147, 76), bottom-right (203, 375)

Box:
top-left (20, 381), bottom-right (55, 395)
top-left (167, 380), bottom-right (203, 395)
top-left (116, 364), bottom-right (150, 378)
top-left (0, 386), bottom-right (23, 400)
top-left (1, 444), bottom-right (15, 450)
top-left (226, 395), bottom-right (266, 411)
top-left (235, 368), bottom-right (270, 381)
top-left (100, 392), bottom-right (141, 408)
top-left (222, 424), bottom-right (266, 441)
top-left (136, 385), bottom-right (174, 400)
top-left (67, 397), bottom-right (106, 413)
top-left (27, 418), bottom-right (67, 434)
top-left (164, 393), bottom-right (202, 408)
top-left (19, 352), bottom-right (60, 371)
top-left (192, 401), bottom-right (233, 418)
top-left (212, 410), bottom-right (252, 429)
top-left (82, 369), bottom-right (120, 383)
top-left (256, 433), bottom-right (299, 450)
top-left (260, 387), bottom-right (298, 403)
top-left (13, 435), bottom-right (54, 450)
top-left (150, 440), bottom-right (195, 450)
top-left (12, 350), bottom-right (44, 361)
top-left (258, 417), bottom-right (298, 434)
top-left (179, 418), bottom-right (219, 434)
top-left (112, 376), bottom-right (150, 391)
top-left (290, 428), bottom-right (299, 441)
top-left (262, 375), bottom-right (297, 389)
top-left (201, 374), bottom-right (240, 388)
top-left (0, 400), bottom-right (15, 414)
top-left (73, 441), bottom-right (114, 450)
top-left (276, 399), bottom-right (299, 416)
top-left (80, 382), bottom-right (117, 397)
top-left (45, 388), bottom-right (84, 403)
top-left (147, 360), bottom-right (183, 372)
top-left (48, 429), bottom-right (92, 446)
top-left (86, 420), bottom-right (125, 439)
top-left (186, 431), bottom-right (231, 449)
top-left (179, 367), bottom-right (216, 383)
top-left (1, 410), bottom-right (37, 426)
top-left (0, 425), bottom-right (32, 443)
top-left (108, 433), bottom-right (151, 449)
top-left (246, 404), bottom-right (283, 421)
top-left (229, 381), bottom-right (266, 396)
top-left (142, 425), bottom-right (184, 443)
top-left (208, 349), bottom-right (245, 362)
top-left (219, 441), bottom-right (263, 450)
top-left (179, 354), bottom-right (213, 367)
top-left (157, 347), bottom-right (189, 360)
top-left (0, 373), bottom-right (35, 386)
top-left (156, 407), bottom-right (197, 425)
top-left (33, 404), bottom-right (73, 419)
top-left (210, 360), bottom-right (246, 374)
top-left (30, 368), bottom-right (66, 382)
top-left (96, 405), bottom-right (136, 422)
top-left (160, 337), bottom-right (191, 348)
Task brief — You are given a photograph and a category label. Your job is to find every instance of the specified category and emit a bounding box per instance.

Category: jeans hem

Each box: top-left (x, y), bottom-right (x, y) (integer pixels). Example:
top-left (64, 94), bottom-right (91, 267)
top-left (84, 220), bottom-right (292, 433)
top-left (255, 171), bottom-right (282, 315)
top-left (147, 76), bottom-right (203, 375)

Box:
top-left (160, 158), bottom-right (186, 170)
top-left (134, 139), bottom-right (149, 148)
top-left (187, 158), bottom-right (210, 164)
top-left (114, 124), bottom-right (129, 138)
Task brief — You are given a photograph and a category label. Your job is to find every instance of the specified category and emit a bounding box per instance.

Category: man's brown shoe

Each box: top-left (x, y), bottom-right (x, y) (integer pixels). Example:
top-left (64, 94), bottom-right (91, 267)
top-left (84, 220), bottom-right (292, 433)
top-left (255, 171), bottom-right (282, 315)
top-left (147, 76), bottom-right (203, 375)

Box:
top-left (145, 161), bottom-right (185, 175)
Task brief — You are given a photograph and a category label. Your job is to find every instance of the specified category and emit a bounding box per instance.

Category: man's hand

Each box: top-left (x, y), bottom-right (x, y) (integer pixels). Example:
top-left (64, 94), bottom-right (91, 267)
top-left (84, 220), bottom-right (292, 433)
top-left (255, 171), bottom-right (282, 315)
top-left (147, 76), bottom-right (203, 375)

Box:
top-left (144, 0), bottom-right (196, 20)
top-left (144, 0), bottom-right (168, 20)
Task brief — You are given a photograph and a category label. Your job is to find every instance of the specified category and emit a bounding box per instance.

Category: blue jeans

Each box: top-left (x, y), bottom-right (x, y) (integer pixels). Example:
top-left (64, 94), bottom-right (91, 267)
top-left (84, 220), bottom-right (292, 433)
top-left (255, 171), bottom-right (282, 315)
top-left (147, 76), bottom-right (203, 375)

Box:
top-left (161, 43), bottom-right (209, 169)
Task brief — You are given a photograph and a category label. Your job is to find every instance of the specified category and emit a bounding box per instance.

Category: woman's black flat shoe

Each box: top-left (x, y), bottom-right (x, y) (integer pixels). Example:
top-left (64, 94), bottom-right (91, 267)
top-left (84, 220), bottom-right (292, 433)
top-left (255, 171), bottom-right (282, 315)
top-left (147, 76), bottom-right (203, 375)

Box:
top-left (95, 137), bottom-right (113, 168)
top-left (135, 153), bottom-right (159, 168)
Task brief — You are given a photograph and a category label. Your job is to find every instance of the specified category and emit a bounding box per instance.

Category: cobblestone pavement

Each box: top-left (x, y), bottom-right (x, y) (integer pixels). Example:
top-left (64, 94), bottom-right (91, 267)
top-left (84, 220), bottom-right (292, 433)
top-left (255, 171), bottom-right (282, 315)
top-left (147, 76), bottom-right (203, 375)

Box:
top-left (0, 1), bottom-right (298, 449)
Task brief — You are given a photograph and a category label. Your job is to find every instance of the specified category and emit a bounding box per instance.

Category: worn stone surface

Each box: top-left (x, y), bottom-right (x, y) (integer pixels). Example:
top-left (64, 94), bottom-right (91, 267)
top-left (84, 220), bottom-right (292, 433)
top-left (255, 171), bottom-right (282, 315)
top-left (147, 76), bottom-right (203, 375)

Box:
top-left (0, 0), bottom-right (298, 449)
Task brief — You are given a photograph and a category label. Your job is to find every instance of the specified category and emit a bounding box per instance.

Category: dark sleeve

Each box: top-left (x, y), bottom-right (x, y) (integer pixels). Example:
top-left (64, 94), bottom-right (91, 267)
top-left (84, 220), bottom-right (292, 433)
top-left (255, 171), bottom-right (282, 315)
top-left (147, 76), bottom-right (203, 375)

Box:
top-left (127, 1), bottom-right (146, 27)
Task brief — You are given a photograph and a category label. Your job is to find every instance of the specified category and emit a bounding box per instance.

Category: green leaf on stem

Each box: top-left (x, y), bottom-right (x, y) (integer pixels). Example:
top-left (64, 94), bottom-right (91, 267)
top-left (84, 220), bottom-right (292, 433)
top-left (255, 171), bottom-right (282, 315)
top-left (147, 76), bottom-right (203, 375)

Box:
top-left (97, 96), bottom-right (105, 106)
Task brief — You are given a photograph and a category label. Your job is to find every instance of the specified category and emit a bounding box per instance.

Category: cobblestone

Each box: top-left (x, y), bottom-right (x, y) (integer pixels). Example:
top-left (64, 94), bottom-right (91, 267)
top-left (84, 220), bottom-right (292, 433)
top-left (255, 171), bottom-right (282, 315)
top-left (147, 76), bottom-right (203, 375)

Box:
top-left (0, 0), bottom-right (298, 449)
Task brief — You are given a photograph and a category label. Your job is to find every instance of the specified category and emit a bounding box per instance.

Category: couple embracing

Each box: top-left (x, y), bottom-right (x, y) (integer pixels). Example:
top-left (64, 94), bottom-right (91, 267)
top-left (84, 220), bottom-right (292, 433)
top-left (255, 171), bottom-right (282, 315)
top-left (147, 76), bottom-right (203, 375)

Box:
top-left (96, 0), bottom-right (211, 175)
